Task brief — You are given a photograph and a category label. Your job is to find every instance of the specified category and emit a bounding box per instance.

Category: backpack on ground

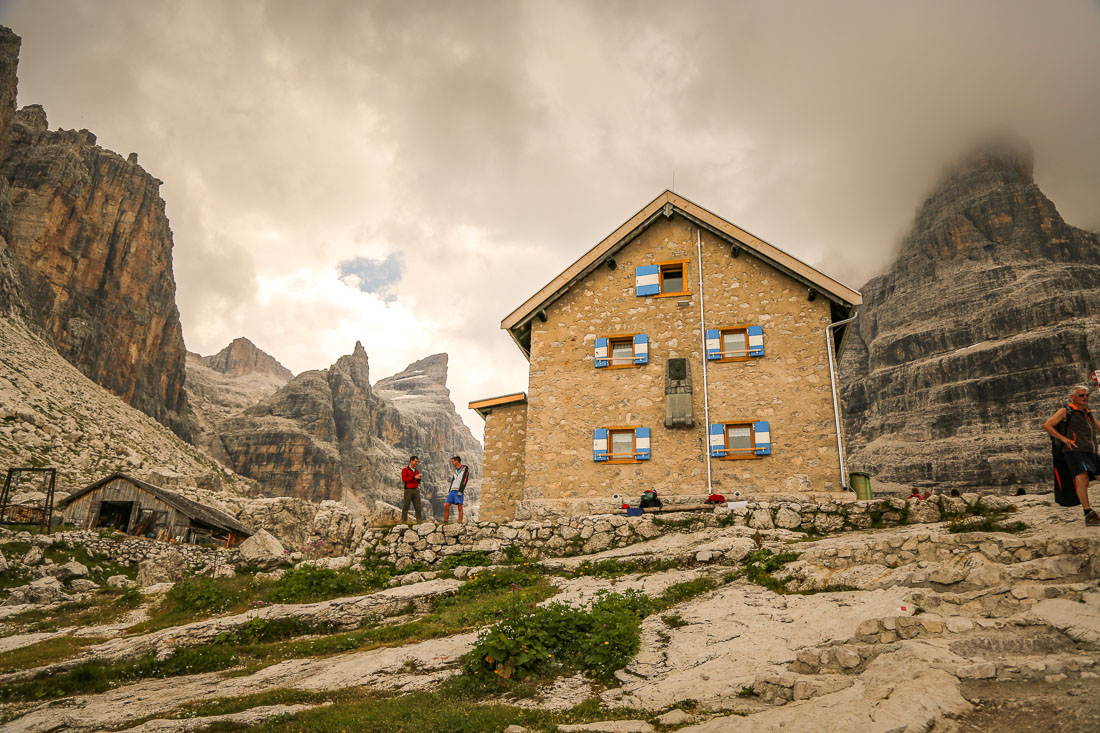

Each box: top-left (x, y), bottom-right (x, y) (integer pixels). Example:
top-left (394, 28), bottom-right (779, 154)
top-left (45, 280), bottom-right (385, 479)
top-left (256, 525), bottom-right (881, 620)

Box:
top-left (639, 490), bottom-right (662, 508)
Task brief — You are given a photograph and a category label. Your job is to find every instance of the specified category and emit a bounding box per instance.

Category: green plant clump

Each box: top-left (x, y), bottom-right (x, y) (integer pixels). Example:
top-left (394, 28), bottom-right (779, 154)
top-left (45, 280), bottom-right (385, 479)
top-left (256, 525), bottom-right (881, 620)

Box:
top-left (464, 589), bottom-right (652, 682)
top-left (438, 550), bottom-right (492, 570)
top-left (731, 548), bottom-right (800, 593)
top-left (165, 573), bottom-right (240, 614)
top-left (269, 565), bottom-right (372, 603)
top-left (460, 566), bottom-right (542, 595)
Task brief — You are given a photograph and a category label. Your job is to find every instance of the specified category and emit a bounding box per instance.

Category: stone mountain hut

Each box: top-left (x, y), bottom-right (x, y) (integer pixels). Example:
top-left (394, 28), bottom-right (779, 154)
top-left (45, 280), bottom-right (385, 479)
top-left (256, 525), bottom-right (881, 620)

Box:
top-left (471, 191), bottom-right (863, 521)
top-left (59, 473), bottom-right (252, 547)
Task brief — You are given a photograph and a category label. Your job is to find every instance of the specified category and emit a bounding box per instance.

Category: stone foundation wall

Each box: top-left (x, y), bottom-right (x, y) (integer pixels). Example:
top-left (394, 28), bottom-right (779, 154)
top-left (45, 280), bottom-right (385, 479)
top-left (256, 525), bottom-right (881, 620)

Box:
top-left (349, 495), bottom-right (990, 570)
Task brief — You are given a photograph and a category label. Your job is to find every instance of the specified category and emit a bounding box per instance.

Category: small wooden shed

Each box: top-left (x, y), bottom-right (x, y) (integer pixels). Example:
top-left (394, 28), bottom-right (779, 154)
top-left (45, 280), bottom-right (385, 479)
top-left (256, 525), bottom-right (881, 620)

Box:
top-left (60, 473), bottom-right (252, 547)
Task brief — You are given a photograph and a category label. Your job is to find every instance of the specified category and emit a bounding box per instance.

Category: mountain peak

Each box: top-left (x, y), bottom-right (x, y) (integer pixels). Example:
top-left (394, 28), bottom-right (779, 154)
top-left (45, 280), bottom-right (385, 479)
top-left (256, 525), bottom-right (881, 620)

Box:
top-left (204, 338), bottom-right (293, 380)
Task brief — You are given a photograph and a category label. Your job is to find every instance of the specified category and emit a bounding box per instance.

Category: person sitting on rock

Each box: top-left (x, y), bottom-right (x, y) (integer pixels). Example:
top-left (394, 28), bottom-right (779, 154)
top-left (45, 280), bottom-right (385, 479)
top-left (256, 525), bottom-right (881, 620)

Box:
top-left (444, 455), bottom-right (469, 523)
top-left (1043, 385), bottom-right (1100, 526)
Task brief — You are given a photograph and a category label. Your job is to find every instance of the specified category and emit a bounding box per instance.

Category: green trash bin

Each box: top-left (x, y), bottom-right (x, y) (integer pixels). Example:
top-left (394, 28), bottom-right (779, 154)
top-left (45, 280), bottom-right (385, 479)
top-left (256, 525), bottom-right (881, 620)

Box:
top-left (849, 471), bottom-right (872, 500)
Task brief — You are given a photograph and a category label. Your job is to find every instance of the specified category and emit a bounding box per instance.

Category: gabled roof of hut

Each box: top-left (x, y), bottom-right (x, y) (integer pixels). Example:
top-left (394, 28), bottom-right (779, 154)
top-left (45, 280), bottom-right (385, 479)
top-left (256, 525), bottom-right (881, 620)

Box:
top-left (62, 473), bottom-right (252, 536)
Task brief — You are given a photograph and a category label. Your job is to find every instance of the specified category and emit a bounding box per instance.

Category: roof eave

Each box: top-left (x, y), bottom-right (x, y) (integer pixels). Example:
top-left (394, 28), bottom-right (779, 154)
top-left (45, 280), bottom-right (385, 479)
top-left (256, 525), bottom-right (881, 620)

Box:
top-left (501, 192), bottom-right (863, 358)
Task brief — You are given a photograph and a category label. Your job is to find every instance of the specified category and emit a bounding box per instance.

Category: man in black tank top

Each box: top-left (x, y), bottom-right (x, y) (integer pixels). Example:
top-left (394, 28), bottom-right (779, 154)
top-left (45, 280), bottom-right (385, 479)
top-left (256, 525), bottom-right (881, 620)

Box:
top-left (1043, 386), bottom-right (1100, 526)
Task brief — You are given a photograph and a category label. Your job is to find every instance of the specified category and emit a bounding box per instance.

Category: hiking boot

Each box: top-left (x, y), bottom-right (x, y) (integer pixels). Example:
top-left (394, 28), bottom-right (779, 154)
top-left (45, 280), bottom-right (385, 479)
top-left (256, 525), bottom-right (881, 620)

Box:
top-left (1086, 510), bottom-right (1100, 527)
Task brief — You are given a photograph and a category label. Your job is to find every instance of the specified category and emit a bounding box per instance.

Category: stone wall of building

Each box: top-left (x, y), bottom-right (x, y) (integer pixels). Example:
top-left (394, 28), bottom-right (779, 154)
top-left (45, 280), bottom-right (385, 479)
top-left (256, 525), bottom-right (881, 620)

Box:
top-left (523, 212), bottom-right (842, 509)
top-left (476, 401), bottom-right (528, 522)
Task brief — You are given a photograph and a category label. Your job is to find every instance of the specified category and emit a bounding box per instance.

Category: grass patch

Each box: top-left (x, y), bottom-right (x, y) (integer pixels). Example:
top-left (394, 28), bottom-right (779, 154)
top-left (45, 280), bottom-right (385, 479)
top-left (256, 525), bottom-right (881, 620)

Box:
top-left (661, 614), bottom-right (687, 628)
top-left (5, 586), bottom-right (144, 632)
top-left (133, 565), bottom-right (395, 634)
top-left (460, 565), bottom-right (543, 595)
top-left (0, 635), bottom-right (103, 673)
top-left (947, 518), bottom-right (1029, 534)
top-left (438, 550), bottom-right (492, 570)
top-left (726, 549), bottom-right (800, 594)
top-left (569, 557), bottom-right (680, 578)
top-left (197, 680), bottom-right (649, 733)
top-left (0, 646), bottom-right (240, 702)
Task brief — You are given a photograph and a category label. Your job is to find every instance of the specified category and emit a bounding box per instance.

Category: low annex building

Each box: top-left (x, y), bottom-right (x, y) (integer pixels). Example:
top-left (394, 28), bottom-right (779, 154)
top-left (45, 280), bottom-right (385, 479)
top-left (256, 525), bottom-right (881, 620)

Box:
top-left (471, 191), bottom-right (862, 521)
top-left (59, 473), bottom-right (252, 547)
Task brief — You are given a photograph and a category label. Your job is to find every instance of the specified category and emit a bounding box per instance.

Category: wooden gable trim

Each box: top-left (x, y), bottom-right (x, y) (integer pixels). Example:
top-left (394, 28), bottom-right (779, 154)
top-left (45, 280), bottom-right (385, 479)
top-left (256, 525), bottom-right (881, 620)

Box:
top-left (501, 190), bottom-right (862, 358)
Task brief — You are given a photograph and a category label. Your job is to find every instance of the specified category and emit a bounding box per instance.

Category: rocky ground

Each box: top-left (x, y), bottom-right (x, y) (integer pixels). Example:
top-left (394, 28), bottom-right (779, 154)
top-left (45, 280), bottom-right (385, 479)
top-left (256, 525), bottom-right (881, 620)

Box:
top-left (0, 317), bottom-right (251, 497)
top-left (0, 493), bottom-right (1096, 732)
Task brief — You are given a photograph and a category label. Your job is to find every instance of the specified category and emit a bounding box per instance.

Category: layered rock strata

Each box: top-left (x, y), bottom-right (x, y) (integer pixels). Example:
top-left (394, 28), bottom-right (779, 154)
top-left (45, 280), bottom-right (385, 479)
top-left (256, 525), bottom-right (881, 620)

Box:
top-left (839, 146), bottom-right (1100, 492)
top-left (214, 344), bottom-right (481, 514)
top-left (0, 104), bottom-right (195, 440)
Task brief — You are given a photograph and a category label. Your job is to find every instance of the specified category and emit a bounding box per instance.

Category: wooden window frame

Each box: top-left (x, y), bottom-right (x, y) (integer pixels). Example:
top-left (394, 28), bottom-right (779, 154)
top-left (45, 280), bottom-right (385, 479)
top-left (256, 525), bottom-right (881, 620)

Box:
top-left (716, 326), bottom-right (751, 362)
top-left (605, 333), bottom-right (641, 369)
top-left (720, 421), bottom-right (759, 460)
top-left (607, 426), bottom-right (642, 464)
top-left (655, 259), bottom-right (691, 298)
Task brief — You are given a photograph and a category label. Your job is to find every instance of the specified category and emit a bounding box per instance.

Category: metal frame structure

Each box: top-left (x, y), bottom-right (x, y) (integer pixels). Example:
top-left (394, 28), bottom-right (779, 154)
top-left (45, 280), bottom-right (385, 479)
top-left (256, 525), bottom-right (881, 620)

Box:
top-left (0, 467), bottom-right (57, 534)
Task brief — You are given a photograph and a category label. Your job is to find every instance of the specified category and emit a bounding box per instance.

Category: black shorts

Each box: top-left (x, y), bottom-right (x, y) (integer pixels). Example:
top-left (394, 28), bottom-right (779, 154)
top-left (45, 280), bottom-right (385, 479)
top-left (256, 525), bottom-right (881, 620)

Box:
top-left (1064, 450), bottom-right (1099, 480)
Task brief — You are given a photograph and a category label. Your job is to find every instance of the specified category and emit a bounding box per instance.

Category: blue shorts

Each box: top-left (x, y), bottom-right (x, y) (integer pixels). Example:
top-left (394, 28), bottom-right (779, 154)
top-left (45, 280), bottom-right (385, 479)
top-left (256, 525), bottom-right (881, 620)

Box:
top-left (1064, 451), bottom-right (1099, 480)
top-left (446, 490), bottom-right (464, 505)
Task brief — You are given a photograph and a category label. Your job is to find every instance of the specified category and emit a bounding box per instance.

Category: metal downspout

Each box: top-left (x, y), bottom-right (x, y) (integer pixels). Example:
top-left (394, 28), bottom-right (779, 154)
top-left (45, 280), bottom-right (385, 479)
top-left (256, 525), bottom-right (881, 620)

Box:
top-left (697, 230), bottom-right (712, 495)
top-left (826, 313), bottom-right (859, 489)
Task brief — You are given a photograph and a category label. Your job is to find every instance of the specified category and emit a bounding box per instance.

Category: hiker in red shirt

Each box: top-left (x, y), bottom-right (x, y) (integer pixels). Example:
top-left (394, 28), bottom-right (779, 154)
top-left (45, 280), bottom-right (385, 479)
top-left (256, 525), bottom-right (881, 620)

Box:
top-left (401, 455), bottom-right (423, 523)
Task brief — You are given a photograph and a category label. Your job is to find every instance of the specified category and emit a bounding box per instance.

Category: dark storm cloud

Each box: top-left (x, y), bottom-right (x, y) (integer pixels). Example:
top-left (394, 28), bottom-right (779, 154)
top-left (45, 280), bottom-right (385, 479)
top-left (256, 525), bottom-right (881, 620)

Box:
top-left (2, 0), bottom-right (1097, 431)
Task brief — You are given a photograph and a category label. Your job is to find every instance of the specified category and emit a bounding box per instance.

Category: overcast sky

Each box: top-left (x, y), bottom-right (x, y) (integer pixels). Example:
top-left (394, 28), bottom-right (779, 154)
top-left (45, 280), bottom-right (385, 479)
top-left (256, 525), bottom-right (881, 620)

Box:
top-left (2, 0), bottom-right (1098, 436)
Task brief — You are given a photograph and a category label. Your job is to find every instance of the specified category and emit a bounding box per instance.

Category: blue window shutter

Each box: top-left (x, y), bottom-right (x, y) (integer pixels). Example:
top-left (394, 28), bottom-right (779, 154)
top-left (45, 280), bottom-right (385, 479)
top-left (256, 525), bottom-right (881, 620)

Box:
top-left (594, 337), bottom-right (609, 368)
top-left (754, 421), bottom-right (771, 455)
top-left (705, 329), bottom-right (721, 360)
top-left (593, 429), bottom-right (608, 462)
top-left (748, 325), bottom-right (765, 357)
top-left (635, 427), bottom-right (650, 460)
top-left (633, 334), bottom-right (649, 365)
top-left (708, 423), bottom-right (725, 457)
top-left (635, 265), bottom-right (660, 296)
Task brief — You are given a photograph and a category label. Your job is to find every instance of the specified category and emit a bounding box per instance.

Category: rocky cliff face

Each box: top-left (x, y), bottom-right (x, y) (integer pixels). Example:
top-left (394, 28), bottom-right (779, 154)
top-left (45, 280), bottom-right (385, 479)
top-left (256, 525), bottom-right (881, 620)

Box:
top-left (203, 337), bottom-right (294, 381)
top-left (213, 343), bottom-right (481, 514)
top-left (839, 146), bottom-right (1100, 492)
top-left (0, 104), bottom-right (195, 441)
top-left (0, 26), bottom-right (194, 441)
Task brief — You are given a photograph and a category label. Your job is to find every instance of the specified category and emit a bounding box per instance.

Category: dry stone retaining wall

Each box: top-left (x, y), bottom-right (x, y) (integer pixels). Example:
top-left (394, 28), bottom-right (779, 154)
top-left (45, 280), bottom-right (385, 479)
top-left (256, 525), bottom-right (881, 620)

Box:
top-left (349, 496), bottom-right (988, 569)
top-left (46, 530), bottom-right (237, 571)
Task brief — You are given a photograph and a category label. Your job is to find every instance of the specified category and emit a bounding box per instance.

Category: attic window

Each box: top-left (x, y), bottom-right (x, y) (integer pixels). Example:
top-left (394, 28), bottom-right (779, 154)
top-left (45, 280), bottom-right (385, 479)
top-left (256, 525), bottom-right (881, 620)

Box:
top-left (657, 261), bottom-right (689, 297)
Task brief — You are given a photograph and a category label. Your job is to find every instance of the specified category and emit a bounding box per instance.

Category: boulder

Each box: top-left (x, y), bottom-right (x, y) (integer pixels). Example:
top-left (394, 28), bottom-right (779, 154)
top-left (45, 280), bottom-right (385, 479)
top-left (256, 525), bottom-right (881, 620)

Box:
top-left (22, 546), bottom-right (44, 566)
top-left (69, 578), bottom-right (100, 592)
top-left (32, 532), bottom-right (55, 547)
top-left (136, 552), bottom-right (187, 586)
top-left (774, 507), bottom-right (802, 529)
top-left (0, 549), bottom-right (6, 572)
top-left (2, 576), bottom-right (71, 605)
top-left (237, 529), bottom-right (286, 568)
top-left (107, 574), bottom-right (136, 588)
top-left (52, 560), bottom-right (90, 580)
